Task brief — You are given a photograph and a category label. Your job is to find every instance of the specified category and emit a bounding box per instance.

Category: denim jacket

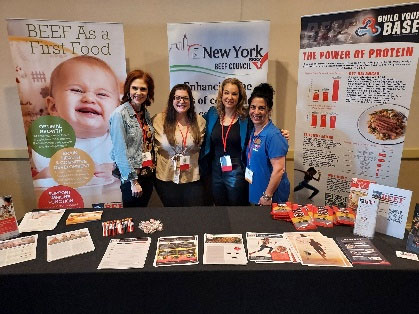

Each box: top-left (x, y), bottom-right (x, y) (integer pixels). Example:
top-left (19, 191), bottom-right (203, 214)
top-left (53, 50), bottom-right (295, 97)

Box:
top-left (109, 102), bottom-right (154, 183)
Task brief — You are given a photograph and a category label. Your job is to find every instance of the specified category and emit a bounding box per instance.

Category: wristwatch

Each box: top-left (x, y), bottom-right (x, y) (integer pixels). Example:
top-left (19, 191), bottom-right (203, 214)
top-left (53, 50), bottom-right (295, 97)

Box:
top-left (262, 192), bottom-right (272, 201)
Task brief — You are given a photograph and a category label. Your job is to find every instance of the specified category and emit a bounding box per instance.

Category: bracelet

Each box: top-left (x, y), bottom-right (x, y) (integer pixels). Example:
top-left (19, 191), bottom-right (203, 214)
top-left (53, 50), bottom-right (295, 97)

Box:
top-left (262, 192), bottom-right (272, 201)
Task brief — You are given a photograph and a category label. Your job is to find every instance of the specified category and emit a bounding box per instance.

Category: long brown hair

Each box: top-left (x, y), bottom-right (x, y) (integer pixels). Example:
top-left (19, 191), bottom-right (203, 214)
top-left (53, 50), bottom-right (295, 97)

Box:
top-left (215, 78), bottom-right (248, 119)
top-left (163, 84), bottom-right (200, 147)
top-left (121, 69), bottom-right (154, 106)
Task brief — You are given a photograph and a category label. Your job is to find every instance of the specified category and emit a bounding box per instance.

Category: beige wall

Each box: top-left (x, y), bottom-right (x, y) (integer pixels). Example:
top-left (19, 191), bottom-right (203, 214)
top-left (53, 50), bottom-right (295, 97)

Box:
top-left (0, 0), bottom-right (418, 222)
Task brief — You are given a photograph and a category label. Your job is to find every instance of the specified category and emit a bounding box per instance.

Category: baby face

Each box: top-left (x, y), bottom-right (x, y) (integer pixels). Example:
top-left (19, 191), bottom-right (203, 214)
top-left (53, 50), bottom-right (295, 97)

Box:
top-left (47, 61), bottom-right (119, 138)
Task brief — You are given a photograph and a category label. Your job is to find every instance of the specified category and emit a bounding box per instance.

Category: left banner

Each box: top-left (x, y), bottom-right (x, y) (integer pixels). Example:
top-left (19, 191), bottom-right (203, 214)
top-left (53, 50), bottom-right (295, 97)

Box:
top-left (7, 19), bottom-right (126, 209)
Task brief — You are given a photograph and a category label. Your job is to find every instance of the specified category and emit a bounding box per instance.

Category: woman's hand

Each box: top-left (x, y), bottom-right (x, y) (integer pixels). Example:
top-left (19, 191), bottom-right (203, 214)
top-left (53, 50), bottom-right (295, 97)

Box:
top-left (131, 180), bottom-right (143, 198)
top-left (258, 196), bottom-right (273, 206)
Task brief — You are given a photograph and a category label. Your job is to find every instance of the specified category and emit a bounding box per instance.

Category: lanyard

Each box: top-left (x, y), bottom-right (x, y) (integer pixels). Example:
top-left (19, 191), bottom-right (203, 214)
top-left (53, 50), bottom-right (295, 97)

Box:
top-left (221, 113), bottom-right (236, 153)
top-left (178, 123), bottom-right (189, 153)
top-left (131, 105), bottom-right (148, 145)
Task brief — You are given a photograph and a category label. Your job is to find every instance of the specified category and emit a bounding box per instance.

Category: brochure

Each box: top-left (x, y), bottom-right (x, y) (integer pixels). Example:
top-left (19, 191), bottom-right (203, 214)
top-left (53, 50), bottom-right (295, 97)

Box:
top-left (336, 237), bottom-right (390, 265)
top-left (153, 236), bottom-right (198, 267)
top-left (203, 234), bottom-right (247, 265)
top-left (46, 228), bottom-right (95, 262)
top-left (19, 209), bottom-right (65, 233)
top-left (0, 234), bottom-right (38, 268)
top-left (353, 197), bottom-right (379, 238)
top-left (98, 238), bottom-right (151, 269)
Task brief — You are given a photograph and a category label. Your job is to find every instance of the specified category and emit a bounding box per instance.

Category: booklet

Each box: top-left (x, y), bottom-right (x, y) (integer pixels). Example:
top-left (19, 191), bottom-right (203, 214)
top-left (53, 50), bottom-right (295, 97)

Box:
top-left (46, 228), bottom-right (95, 262)
top-left (203, 234), bottom-right (247, 265)
top-left (98, 237), bottom-right (151, 269)
top-left (406, 203), bottom-right (419, 254)
top-left (153, 236), bottom-right (198, 267)
top-left (246, 232), bottom-right (294, 263)
top-left (0, 195), bottom-right (19, 240)
top-left (0, 234), bottom-right (38, 268)
top-left (19, 209), bottom-right (65, 233)
top-left (336, 237), bottom-right (390, 265)
top-left (368, 184), bottom-right (412, 239)
top-left (353, 197), bottom-right (379, 238)
top-left (66, 211), bottom-right (102, 225)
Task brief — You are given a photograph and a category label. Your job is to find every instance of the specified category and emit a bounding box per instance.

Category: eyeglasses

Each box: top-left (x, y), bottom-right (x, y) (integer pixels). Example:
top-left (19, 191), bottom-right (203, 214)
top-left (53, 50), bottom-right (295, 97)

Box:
top-left (173, 95), bottom-right (190, 102)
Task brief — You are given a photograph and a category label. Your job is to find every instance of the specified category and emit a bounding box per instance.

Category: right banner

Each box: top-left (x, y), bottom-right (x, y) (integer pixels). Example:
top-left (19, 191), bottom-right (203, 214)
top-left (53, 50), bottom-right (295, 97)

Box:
top-left (294, 3), bottom-right (419, 206)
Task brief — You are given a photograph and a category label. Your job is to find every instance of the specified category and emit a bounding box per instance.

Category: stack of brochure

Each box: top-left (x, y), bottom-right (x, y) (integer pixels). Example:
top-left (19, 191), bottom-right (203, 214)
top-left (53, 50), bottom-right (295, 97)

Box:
top-left (98, 237), bottom-right (151, 269)
top-left (46, 228), bottom-right (95, 262)
top-left (246, 232), bottom-right (297, 263)
top-left (283, 232), bottom-right (352, 267)
top-left (153, 236), bottom-right (199, 267)
top-left (19, 209), bottom-right (66, 233)
top-left (0, 235), bottom-right (38, 268)
top-left (203, 234), bottom-right (247, 265)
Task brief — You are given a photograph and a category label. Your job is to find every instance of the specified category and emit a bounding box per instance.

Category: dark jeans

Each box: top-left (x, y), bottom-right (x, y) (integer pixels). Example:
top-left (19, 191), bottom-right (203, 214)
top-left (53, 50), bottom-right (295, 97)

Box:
top-left (294, 180), bottom-right (319, 199)
top-left (120, 175), bottom-right (154, 207)
top-left (211, 158), bottom-right (249, 206)
top-left (154, 178), bottom-right (204, 207)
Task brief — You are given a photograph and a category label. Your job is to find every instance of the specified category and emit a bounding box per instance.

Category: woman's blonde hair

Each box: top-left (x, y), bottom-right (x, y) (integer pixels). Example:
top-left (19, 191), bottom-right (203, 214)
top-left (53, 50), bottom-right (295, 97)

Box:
top-left (215, 78), bottom-right (248, 119)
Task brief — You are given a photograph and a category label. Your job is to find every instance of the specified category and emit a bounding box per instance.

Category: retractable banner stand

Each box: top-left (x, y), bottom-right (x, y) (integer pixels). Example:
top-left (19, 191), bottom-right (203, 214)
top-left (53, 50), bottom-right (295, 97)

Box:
top-left (294, 4), bottom-right (419, 207)
top-left (7, 19), bottom-right (126, 208)
top-left (167, 20), bottom-right (270, 114)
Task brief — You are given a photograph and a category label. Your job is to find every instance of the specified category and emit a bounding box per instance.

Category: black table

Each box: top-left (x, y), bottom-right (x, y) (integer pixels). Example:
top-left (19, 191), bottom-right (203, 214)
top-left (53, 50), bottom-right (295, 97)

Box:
top-left (1, 206), bottom-right (418, 314)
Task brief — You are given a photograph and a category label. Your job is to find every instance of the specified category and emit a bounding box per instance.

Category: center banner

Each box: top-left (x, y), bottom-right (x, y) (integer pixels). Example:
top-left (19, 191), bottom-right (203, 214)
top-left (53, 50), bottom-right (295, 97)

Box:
top-left (7, 19), bottom-right (126, 209)
top-left (167, 20), bottom-right (270, 114)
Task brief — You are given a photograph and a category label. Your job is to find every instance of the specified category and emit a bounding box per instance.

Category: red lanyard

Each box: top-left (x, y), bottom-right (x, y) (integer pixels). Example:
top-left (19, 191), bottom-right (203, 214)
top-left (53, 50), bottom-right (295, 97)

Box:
top-left (178, 123), bottom-right (189, 151)
top-left (221, 113), bottom-right (236, 153)
top-left (131, 104), bottom-right (148, 145)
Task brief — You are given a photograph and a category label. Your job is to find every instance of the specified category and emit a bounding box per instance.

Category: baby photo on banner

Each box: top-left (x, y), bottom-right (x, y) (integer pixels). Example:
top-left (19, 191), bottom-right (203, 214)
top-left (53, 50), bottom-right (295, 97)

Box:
top-left (167, 20), bottom-right (270, 114)
top-left (293, 3), bottom-right (419, 207)
top-left (6, 19), bottom-right (127, 209)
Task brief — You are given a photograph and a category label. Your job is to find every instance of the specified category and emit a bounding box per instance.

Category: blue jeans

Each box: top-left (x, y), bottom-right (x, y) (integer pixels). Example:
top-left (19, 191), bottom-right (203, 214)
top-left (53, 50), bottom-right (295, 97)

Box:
top-left (211, 158), bottom-right (249, 206)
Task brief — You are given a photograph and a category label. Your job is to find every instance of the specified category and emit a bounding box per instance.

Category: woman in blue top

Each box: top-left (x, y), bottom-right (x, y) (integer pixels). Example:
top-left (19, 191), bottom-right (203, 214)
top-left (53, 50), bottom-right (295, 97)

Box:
top-left (200, 78), bottom-right (289, 206)
top-left (109, 70), bottom-right (155, 207)
top-left (246, 83), bottom-right (290, 205)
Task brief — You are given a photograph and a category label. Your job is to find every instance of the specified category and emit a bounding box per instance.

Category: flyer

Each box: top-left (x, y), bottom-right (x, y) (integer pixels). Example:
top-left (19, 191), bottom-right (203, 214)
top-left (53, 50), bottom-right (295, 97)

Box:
top-left (203, 234), bottom-right (247, 265)
top-left (66, 211), bottom-right (102, 225)
top-left (336, 237), bottom-right (390, 265)
top-left (98, 238), bottom-right (151, 269)
top-left (246, 232), bottom-right (294, 263)
top-left (19, 209), bottom-right (65, 233)
top-left (153, 236), bottom-right (198, 267)
top-left (0, 235), bottom-right (38, 268)
top-left (46, 228), bottom-right (95, 262)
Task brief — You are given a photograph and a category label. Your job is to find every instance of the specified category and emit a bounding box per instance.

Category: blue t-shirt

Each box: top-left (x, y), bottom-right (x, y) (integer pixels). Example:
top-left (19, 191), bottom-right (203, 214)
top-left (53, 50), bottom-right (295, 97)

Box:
top-left (247, 121), bottom-right (290, 204)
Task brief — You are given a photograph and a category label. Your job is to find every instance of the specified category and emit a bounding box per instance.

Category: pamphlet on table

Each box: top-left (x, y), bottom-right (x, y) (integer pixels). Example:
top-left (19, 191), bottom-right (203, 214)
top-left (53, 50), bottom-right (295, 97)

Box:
top-left (66, 210), bottom-right (102, 225)
top-left (19, 209), bottom-right (65, 233)
top-left (46, 228), bottom-right (95, 262)
top-left (203, 234), bottom-right (247, 265)
top-left (0, 234), bottom-right (38, 268)
top-left (246, 232), bottom-right (295, 263)
top-left (98, 238), bottom-right (151, 269)
top-left (153, 235), bottom-right (198, 267)
top-left (336, 237), bottom-right (390, 265)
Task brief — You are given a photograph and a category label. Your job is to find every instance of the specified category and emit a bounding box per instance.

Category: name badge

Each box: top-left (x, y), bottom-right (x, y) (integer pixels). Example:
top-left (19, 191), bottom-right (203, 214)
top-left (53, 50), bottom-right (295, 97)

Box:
top-left (220, 155), bottom-right (232, 172)
top-left (141, 152), bottom-right (152, 167)
top-left (179, 155), bottom-right (190, 171)
top-left (245, 167), bottom-right (253, 184)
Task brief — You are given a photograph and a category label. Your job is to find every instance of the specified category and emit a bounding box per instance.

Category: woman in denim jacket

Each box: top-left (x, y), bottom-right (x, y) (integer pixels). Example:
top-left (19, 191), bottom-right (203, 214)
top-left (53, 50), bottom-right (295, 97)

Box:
top-left (109, 70), bottom-right (155, 207)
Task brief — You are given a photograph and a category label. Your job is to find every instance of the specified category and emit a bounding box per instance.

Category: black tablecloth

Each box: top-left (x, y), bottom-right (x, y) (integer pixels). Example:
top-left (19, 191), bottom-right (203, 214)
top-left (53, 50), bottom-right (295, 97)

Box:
top-left (1, 206), bottom-right (418, 314)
